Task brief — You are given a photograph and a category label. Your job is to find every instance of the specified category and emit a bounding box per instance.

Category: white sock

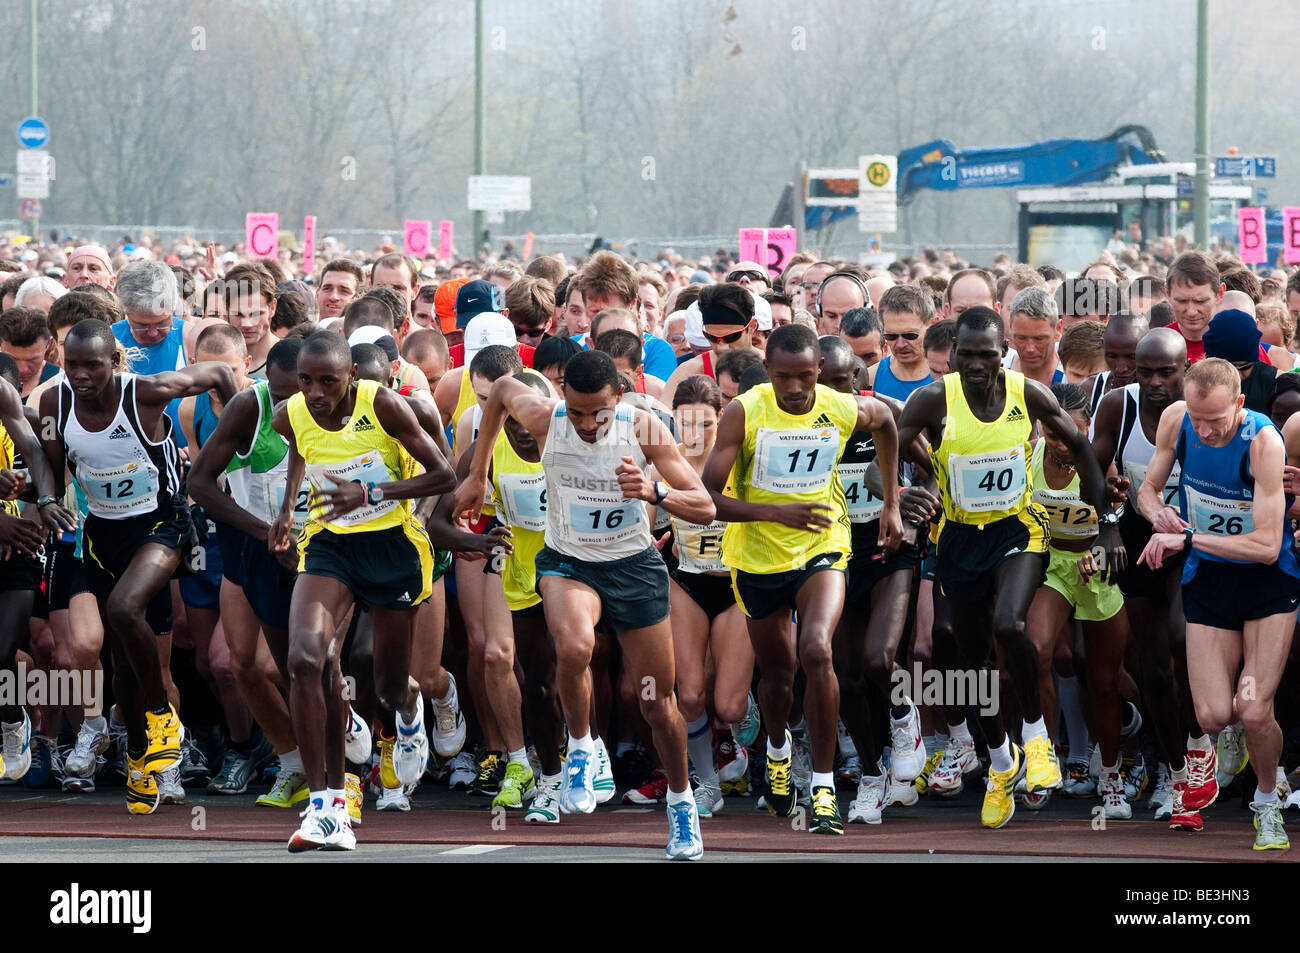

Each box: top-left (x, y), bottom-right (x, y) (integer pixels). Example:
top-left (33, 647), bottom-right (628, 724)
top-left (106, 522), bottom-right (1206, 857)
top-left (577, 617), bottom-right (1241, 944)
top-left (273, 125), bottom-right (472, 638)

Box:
top-left (989, 737), bottom-right (1013, 774)
top-left (85, 715), bottom-right (108, 735)
top-left (508, 747), bottom-right (528, 766)
top-left (686, 715), bottom-right (718, 785)
top-left (768, 735), bottom-right (791, 760)
top-left (1102, 760), bottom-right (1120, 777)
top-left (1188, 733), bottom-right (1212, 752)
top-left (1171, 764), bottom-right (1188, 783)
top-left (811, 770), bottom-right (834, 791)
top-left (438, 677), bottom-right (457, 706)
top-left (278, 748), bottom-right (304, 776)
top-left (949, 721), bottom-right (973, 745)
top-left (1022, 716), bottom-right (1048, 743)
top-left (1254, 786), bottom-right (1278, 805)
top-left (568, 731), bottom-right (594, 754)
top-left (1055, 674), bottom-right (1090, 762)
top-left (666, 785), bottom-right (693, 806)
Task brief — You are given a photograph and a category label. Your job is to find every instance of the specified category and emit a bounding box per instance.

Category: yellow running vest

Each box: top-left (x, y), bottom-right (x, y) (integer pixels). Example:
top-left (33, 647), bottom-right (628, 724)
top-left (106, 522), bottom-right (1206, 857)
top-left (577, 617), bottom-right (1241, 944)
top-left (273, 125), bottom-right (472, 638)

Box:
top-left (0, 424), bottom-right (19, 517)
top-left (287, 379), bottom-right (410, 537)
top-left (930, 370), bottom-right (1034, 526)
top-left (490, 431), bottom-right (546, 610)
top-left (722, 383), bottom-right (857, 574)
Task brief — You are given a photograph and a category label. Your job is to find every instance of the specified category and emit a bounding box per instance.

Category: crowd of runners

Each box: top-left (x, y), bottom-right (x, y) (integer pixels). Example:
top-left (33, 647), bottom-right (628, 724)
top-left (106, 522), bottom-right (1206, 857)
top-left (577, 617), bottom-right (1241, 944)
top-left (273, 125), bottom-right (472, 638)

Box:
top-left (0, 233), bottom-right (1299, 859)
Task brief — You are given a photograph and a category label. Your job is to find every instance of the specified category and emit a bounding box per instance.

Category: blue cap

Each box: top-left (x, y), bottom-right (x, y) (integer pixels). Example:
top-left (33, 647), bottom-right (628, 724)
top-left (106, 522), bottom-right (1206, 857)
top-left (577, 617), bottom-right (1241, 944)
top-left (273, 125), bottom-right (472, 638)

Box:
top-left (455, 279), bottom-right (505, 329)
top-left (1202, 309), bottom-right (1261, 366)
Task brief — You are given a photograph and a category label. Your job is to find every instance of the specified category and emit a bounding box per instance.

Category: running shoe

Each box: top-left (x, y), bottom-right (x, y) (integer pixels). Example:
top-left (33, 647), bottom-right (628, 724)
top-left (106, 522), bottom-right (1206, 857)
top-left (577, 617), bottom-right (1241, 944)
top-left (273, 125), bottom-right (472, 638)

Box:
top-left (257, 770), bottom-right (309, 808)
top-left (345, 772), bottom-right (363, 825)
top-left (560, 746), bottom-right (596, 814)
top-left (888, 701), bottom-right (925, 781)
top-left (525, 774), bottom-right (563, 823)
top-left (886, 770), bottom-right (920, 807)
top-left (624, 769), bottom-right (668, 805)
top-left (914, 749), bottom-right (943, 795)
top-left (207, 749), bottom-right (255, 794)
top-left (431, 673), bottom-right (467, 759)
top-left (376, 784), bottom-right (411, 812)
top-left (810, 785), bottom-right (843, 834)
top-left (287, 800), bottom-right (336, 853)
top-left (469, 751), bottom-right (504, 798)
top-left (1119, 701), bottom-right (1143, 742)
top-left (493, 760), bottom-right (536, 809)
top-left (1018, 788), bottom-right (1051, 811)
top-left (323, 800), bottom-right (356, 851)
top-left (593, 737), bottom-right (615, 804)
top-left (836, 754), bottom-right (862, 790)
top-left (1023, 734), bottom-right (1063, 792)
top-left (0, 710), bottom-right (32, 781)
top-left (345, 708), bottom-right (373, 765)
top-left (1168, 782), bottom-right (1204, 832)
top-left (790, 729), bottom-right (812, 803)
top-left (718, 741), bottom-right (749, 795)
top-left (22, 734), bottom-right (55, 788)
top-left (1062, 760), bottom-right (1096, 797)
top-left (1121, 752), bottom-right (1148, 802)
top-left (693, 777), bottom-right (723, 818)
top-left (394, 697), bottom-right (429, 787)
top-left (179, 731), bottom-right (210, 784)
top-left (1099, 768), bottom-right (1132, 820)
top-left (930, 738), bottom-right (979, 797)
top-left (448, 750), bottom-right (478, 790)
top-left (665, 799), bottom-right (704, 860)
top-left (848, 772), bottom-right (886, 824)
top-left (981, 744), bottom-right (1025, 830)
top-left (765, 731), bottom-right (796, 818)
top-left (1150, 763), bottom-right (1173, 821)
top-left (126, 754), bottom-right (160, 816)
top-left (379, 734), bottom-right (399, 789)
top-left (142, 704), bottom-right (184, 775)
top-left (1216, 723), bottom-right (1248, 777)
top-left (1277, 767), bottom-right (1292, 801)
top-left (63, 720), bottom-right (109, 790)
top-left (158, 764), bottom-right (185, 804)
top-left (730, 692), bottom-right (761, 747)
top-left (1183, 746), bottom-right (1219, 810)
top-left (1251, 799), bottom-right (1289, 851)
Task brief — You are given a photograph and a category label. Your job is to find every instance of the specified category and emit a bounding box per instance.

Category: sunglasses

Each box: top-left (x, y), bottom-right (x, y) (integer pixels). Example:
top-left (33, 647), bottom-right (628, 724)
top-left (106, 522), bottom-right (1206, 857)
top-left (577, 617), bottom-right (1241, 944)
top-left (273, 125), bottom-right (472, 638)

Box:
top-left (704, 328), bottom-right (746, 344)
top-left (728, 270), bottom-right (766, 283)
top-left (884, 331), bottom-right (921, 342)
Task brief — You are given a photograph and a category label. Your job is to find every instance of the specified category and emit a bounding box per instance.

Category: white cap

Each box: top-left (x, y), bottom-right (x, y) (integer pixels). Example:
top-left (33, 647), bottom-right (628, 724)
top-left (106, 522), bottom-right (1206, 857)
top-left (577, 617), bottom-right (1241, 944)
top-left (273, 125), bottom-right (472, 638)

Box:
top-left (463, 313), bottom-right (517, 365)
top-left (683, 300), bottom-right (708, 349)
top-left (751, 290), bottom-right (772, 331)
top-left (347, 324), bottom-right (392, 348)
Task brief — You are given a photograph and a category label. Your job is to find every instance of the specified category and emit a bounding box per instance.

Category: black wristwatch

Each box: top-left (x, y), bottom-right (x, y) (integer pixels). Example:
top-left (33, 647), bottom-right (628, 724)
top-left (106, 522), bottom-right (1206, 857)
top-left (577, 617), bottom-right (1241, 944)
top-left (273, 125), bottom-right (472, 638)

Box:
top-left (651, 481), bottom-right (669, 506)
top-left (36, 495), bottom-right (57, 509)
top-left (1183, 526), bottom-right (1195, 552)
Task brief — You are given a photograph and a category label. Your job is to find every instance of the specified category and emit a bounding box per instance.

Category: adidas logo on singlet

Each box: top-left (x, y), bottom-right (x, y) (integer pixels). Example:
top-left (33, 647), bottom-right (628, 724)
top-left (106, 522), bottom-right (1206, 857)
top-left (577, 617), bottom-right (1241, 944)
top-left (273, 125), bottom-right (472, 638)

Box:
top-left (353, 414), bottom-right (376, 432)
top-left (811, 413), bottom-right (834, 428)
top-left (1005, 406), bottom-right (1026, 422)
top-left (107, 424), bottom-right (132, 440)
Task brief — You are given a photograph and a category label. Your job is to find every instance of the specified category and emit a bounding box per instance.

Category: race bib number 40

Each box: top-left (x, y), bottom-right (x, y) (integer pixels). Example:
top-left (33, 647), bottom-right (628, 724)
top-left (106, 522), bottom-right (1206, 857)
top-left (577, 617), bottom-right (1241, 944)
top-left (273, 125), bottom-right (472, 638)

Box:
top-left (1184, 486), bottom-right (1253, 536)
top-left (753, 427), bottom-right (839, 494)
top-left (305, 452), bottom-right (396, 527)
top-left (837, 462), bottom-right (885, 524)
top-left (948, 446), bottom-right (1026, 513)
top-left (80, 459), bottom-right (159, 518)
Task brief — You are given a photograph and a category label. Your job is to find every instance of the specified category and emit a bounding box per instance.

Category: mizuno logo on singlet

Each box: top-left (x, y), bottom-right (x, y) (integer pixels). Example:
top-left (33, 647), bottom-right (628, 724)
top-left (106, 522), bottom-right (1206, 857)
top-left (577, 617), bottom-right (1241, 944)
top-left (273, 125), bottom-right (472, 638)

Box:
top-left (108, 424), bottom-right (132, 439)
top-left (353, 415), bottom-right (376, 432)
top-left (853, 440), bottom-right (871, 453)
top-left (1005, 407), bottom-right (1026, 422)
top-left (812, 413), bottom-right (833, 428)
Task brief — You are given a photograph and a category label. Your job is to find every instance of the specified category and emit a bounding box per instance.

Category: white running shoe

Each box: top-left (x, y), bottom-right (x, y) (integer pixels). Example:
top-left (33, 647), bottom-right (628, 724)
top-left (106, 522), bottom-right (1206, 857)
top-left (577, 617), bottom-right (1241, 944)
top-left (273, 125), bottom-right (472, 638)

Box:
top-left (448, 750), bottom-right (477, 789)
top-left (345, 707), bottom-right (373, 764)
top-left (1216, 723), bottom-right (1248, 777)
top-left (791, 730), bottom-right (812, 804)
top-left (525, 774), bottom-right (562, 824)
top-left (0, 710), bottom-right (32, 781)
top-left (1099, 769), bottom-right (1132, 820)
top-left (885, 770), bottom-right (919, 807)
top-left (665, 799), bottom-right (704, 861)
top-left (693, 778), bottom-right (723, 818)
top-left (847, 772), bottom-right (886, 824)
top-left (63, 719), bottom-right (110, 785)
top-left (929, 738), bottom-right (979, 796)
top-left (593, 736), bottom-right (616, 804)
top-left (719, 742), bottom-right (749, 786)
top-left (376, 784), bottom-right (412, 812)
top-left (157, 764), bottom-right (185, 804)
top-left (1150, 762), bottom-right (1173, 821)
top-left (394, 696), bottom-right (429, 787)
top-left (888, 700), bottom-right (926, 782)
top-left (323, 801), bottom-right (357, 850)
top-left (431, 673), bottom-right (467, 759)
top-left (559, 746), bottom-right (597, 814)
top-left (287, 801), bottom-right (336, 853)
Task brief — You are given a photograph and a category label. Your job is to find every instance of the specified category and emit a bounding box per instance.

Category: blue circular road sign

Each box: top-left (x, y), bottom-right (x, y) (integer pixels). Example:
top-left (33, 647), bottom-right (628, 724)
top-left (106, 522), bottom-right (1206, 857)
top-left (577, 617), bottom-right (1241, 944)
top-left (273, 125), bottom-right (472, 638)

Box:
top-left (17, 117), bottom-right (49, 149)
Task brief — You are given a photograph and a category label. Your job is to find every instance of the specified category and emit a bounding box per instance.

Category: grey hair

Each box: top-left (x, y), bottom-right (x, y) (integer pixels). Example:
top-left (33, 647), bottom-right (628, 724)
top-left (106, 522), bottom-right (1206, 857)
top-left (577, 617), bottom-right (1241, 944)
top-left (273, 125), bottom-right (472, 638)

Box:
top-left (1009, 286), bottom-right (1058, 323)
top-left (116, 260), bottom-right (179, 317)
top-left (14, 276), bottom-right (67, 306)
top-left (792, 307), bottom-right (817, 330)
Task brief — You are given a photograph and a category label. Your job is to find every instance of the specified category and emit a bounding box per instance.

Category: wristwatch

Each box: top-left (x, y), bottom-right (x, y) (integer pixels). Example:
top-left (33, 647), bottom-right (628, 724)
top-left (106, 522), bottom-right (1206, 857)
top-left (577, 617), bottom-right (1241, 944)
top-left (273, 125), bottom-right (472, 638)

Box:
top-left (366, 483), bottom-right (385, 505)
top-left (651, 481), bottom-right (669, 506)
top-left (1183, 526), bottom-right (1195, 552)
top-left (1098, 510), bottom-right (1120, 527)
top-left (36, 495), bottom-right (57, 509)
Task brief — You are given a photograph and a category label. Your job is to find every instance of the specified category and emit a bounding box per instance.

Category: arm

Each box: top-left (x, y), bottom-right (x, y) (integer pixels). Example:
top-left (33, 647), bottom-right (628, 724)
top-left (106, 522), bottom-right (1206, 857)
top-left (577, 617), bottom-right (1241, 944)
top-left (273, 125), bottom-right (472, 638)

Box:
top-left (856, 393), bottom-right (902, 550)
top-left (434, 367), bottom-right (463, 427)
top-left (268, 403), bottom-right (305, 554)
top-left (136, 361), bottom-right (238, 407)
top-left (1089, 388), bottom-right (1130, 503)
top-left (1189, 428), bottom-right (1287, 562)
top-left (178, 395), bottom-right (198, 452)
top-left (422, 440), bottom-right (513, 557)
top-left (450, 375), bottom-right (554, 522)
top-left (626, 410), bottom-right (715, 525)
top-left (189, 390), bottom-right (272, 541)
top-left (0, 379), bottom-right (74, 534)
top-left (1136, 402), bottom-right (1188, 531)
top-left (407, 395), bottom-right (452, 468)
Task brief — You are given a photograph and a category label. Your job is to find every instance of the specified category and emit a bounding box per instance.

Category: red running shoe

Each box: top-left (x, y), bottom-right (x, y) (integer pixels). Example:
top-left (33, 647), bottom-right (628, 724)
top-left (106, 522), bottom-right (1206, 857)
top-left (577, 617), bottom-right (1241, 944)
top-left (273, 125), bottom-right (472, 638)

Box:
top-left (1168, 781), bottom-right (1204, 832)
top-left (623, 769), bottom-right (668, 805)
top-left (1182, 747), bottom-right (1219, 811)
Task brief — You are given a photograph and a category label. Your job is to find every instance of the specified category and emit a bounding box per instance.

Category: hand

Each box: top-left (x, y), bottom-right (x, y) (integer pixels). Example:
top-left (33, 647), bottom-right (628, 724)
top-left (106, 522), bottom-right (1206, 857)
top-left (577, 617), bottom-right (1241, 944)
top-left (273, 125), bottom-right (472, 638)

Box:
top-left (770, 501), bottom-right (835, 532)
top-left (36, 500), bottom-right (77, 535)
top-left (473, 524), bottom-right (514, 558)
top-left (268, 510), bottom-right (295, 554)
top-left (1285, 465), bottom-right (1300, 498)
top-left (1095, 523), bottom-right (1127, 582)
top-left (0, 469), bottom-right (25, 501)
top-left (309, 473), bottom-right (367, 521)
top-left (1107, 474), bottom-right (1130, 504)
top-left (1151, 505), bottom-right (1188, 535)
top-left (899, 485), bottom-right (940, 524)
top-left (273, 544), bottom-right (299, 572)
top-left (1138, 532), bottom-right (1184, 571)
top-left (615, 456), bottom-right (652, 502)
top-left (1077, 550), bottom-right (1099, 584)
top-left (451, 473), bottom-right (489, 524)
top-left (0, 512), bottom-right (46, 559)
top-left (877, 502), bottom-right (903, 553)
top-left (197, 241), bottom-right (220, 282)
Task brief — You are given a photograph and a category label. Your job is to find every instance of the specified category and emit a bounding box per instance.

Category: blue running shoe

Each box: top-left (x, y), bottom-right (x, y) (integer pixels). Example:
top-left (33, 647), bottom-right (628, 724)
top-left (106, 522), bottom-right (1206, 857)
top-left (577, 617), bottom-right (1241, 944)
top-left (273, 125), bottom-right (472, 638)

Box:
top-left (731, 693), bottom-right (761, 748)
top-left (559, 747), bottom-right (596, 815)
top-left (665, 799), bottom-right (704, 860)
top-left (22, 734), bottom-right (54, 788)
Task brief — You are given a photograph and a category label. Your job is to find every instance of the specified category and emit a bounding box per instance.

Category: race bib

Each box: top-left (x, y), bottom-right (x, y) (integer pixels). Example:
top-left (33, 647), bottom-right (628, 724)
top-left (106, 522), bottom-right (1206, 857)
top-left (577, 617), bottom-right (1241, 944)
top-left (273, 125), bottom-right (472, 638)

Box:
top-left (653, 506), bottom-right (672, 533)
top-left (673, 517), bottom-right (727, 574)
top-left (80, 459), bottom-right (159, 518)
top-left (1124, 460), bottom-right (1180, 506)
top-left (565, 499), bottom-right (644, 546)
top-left (1032, 488), bottom-right (1097, 538)
top-left (266, 477), bottom-right (312, 535)
top-left (948, 446), bottom-right (1027, 513)
top-left (1184, 486), bottom-right (1253, 537)
top-left (498, 470), bottom-right (547, 533)
top-left (837, 462), bottom-right (885, 524)
top-left (305, 452), bottom-right (396, 527)
top-left (752, 427), bottom-right (839, 494)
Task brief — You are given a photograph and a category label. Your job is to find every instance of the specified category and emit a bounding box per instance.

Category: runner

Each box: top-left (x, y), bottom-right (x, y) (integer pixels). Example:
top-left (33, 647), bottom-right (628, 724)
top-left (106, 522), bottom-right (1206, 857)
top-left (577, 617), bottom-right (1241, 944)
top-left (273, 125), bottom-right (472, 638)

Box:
top-left (453, 349), bottom-right (717, 860)
top-left (660, 284), bottom-right (761, 399)
top-left (893, 306), bottom-right (1124, 829)
top-left (868, 284), bottom-right (936, 401)
top-left (269, 331), bottom-right (457, 852)
top-left (1137, 358), bottom-right (1297, 850)
top-left (701, 323), bottom-right (903, 835)
top-left (220, 262), bottom-right (279, 379)
top-left (39, 319), bottom-right (238, 815)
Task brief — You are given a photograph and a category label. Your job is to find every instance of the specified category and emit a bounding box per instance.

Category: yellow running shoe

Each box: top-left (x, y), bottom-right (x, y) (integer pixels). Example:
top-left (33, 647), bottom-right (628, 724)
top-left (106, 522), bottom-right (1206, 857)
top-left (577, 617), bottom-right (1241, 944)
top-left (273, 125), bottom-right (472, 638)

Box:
top-left (981, 743), bottom-right (1025, 829)
top-left (126, 754), bottom-right (160, 816)
top-left (810, 785), bottom-right (844, 834)
top-left (492, 760), bottom-right (536, 809)
top-left (256, 770), bottom-right (309, 808)
top-left (142, 705), bottom-right (184, 775)
top-left (345, 772), bottom-right (363, 826)
top-left (765, 731), bottom-right (796, 817)
top-left (914, 749), bottom-right (943, 795)
top-left (1023, 735), bottom-right (1062, 792)
top-left (379, 734), bottom-right (399, 789)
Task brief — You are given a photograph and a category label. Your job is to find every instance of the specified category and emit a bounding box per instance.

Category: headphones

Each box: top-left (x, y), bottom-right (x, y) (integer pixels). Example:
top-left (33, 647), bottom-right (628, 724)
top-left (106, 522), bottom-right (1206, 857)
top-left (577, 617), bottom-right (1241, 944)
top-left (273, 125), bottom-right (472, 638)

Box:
top-left (815, 271), bottom-right (870, 316)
